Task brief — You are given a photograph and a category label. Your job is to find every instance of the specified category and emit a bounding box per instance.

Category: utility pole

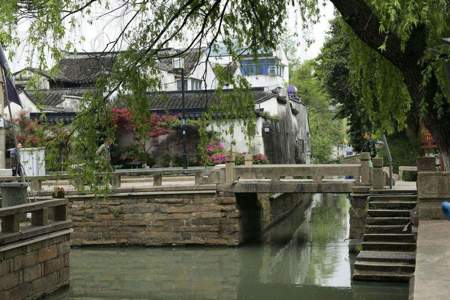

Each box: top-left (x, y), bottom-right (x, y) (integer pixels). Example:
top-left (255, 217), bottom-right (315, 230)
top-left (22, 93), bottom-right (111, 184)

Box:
top-left (181, 68), bottom-right (188, 169)
top-left (0, 68), bottom-right (6, 169)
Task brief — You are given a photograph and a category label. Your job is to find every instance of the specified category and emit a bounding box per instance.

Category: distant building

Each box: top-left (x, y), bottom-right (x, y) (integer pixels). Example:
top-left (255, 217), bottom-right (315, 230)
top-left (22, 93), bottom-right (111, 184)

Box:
top-left (10, 46), bottom-right (309, 164)
top-left (114, 88), bottom-right (310, 165)
top-left (209, 45), bottom-right (289, 89)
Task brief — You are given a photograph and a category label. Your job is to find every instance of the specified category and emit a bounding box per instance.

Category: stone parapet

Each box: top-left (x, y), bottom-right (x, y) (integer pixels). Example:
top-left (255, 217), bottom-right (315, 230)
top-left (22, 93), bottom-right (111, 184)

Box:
top-left (69, 191), bottom-right (241, 246)
top-left (0, 232), bottom-right (71, 300)
top-left (417, 172), bottom-right (450, 220)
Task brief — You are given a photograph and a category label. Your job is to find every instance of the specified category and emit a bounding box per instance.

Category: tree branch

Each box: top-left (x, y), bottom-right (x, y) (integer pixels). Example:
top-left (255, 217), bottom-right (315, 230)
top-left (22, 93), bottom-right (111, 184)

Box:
top-left (329, 0), bottom-right (426, 74)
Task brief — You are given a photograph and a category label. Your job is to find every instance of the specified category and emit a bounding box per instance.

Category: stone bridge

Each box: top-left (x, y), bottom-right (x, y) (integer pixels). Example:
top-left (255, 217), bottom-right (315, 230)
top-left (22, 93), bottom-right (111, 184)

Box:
top-left (207, 152), bottom-right (376, 194)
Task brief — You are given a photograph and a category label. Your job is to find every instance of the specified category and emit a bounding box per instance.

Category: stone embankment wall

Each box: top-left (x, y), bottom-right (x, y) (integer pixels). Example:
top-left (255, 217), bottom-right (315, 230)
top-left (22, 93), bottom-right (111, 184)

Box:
top-left (0, 233), bottom-right (71, 299)
top-left (259, 193), bottom-right (312, 244)
top-left (70, 191), bottom-right (241, 246)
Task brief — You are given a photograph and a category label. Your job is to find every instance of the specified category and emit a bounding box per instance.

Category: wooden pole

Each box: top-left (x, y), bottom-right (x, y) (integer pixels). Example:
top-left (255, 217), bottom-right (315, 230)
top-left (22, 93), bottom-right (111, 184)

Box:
top-left (0, 67), bottom-right (6, 169)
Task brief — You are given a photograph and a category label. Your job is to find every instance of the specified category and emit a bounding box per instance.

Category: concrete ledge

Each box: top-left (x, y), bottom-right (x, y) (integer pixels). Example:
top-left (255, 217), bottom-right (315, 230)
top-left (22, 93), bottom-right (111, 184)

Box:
top-left (223, 181), bottom-right (354, 194)
top-left (413, 220), bottom-right (450, 300)
top-left (417, 172), bottom-right (450, 220)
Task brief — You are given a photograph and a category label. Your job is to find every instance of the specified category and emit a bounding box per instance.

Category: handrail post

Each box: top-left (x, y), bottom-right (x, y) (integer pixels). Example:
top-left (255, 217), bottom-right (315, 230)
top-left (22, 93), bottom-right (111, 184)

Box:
top-left (244, 154), bottom-right (253, 167)
top-left (111, 174), bottom-right (121, 188)
top-left (360, 152), bottom-right (371, 185)
top-left (31, 179), bottom-right (42, 192)
top-left (194, 172), bottom-right (202, 185)
top-left (153, 174), bottom-right (163, 186)
top-left (372, 157), bottom-right (385, 190)
top-left (32, 208), bottom-right (49, 226)
top-left (2, 214), bottom-right (20, 233)
top-left (54, 205), bottom-right (67, 221)
top-left (225, 156), bottom-right (235, 184)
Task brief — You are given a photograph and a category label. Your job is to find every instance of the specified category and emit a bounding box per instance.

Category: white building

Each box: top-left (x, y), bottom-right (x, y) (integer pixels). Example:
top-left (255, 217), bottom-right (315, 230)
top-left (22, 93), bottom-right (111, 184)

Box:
top-left (209, 45), bottom-right (289, 90)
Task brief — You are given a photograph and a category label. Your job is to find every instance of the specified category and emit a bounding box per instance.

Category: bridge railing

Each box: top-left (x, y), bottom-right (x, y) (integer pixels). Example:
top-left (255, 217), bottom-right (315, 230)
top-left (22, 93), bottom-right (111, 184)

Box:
top-left (0, 167), bottom-right (212, 192)
top-left (209, 152), bottom-right (373, 186)
top-left (231, 164), bottom-right (362, 184)
top-left (0, 198), bottom-right (71, 245)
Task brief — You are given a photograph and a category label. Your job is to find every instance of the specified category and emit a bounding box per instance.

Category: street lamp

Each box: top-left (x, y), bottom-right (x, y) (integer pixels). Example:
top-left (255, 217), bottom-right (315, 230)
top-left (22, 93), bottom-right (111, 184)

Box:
top-left (444, 38), bottom-right (450, 92)
top-left (173, 57), bottom-right (188, 169)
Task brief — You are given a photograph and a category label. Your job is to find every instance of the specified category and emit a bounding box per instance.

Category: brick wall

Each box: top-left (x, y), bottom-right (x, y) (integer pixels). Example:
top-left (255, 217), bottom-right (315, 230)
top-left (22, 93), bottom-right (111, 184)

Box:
top-left (70, 191), bottom-right (241, 246)
top-left (0, 233), bottom-right (71, 300)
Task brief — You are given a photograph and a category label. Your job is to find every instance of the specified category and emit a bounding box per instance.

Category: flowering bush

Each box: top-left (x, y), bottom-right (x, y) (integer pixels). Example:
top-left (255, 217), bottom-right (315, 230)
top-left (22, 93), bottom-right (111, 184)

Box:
top-left (253, 153), bottom-right (269, 164)
top-left (112, 108), bottom-right (133, 131)
top-left (209, 153), bottom-right (227, 164)
top-left (112, 107), bottom-right (180, 138)
top-left (15, 112), bottom-right (46, 147)
top-left (149, 113), bottom-right (180, 137)
top-left (205, 139), bottom-right (227, 165)
top-left (206, 140), bottom-right (225, 153)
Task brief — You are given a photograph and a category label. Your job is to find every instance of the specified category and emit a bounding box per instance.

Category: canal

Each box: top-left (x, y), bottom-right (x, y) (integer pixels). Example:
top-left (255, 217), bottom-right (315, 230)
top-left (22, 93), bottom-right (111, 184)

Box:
top-left (48, 194), bottom-right (408, 299)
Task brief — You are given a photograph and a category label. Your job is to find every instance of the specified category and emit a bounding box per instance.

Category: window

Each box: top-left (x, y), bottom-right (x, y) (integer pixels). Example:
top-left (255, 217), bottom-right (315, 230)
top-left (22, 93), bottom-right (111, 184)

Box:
top-left (240, 63), bottom-right (257, 76)
top-left (176, 79), bottom-right (188, 91)
top-left (191, 79), bottom-right (202, 90)
top-left (240, 58), bottom-right (281, 76)
top-left (268, 66), bottom-right (277, 76)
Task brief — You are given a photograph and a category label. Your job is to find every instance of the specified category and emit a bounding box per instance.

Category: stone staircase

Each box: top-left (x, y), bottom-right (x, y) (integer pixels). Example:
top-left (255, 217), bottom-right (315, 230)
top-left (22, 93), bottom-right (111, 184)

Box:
top-left (353, 191), bottom-right (417, 282)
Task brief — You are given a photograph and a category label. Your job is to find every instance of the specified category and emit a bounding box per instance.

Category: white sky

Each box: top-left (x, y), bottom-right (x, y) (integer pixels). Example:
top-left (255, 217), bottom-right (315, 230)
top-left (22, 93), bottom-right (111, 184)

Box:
top-left (11, 1), bottom-right (335, 72)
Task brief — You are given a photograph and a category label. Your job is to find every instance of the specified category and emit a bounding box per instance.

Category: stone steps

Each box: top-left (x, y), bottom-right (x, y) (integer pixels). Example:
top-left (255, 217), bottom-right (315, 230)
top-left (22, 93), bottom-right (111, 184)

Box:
top-left (354, 260), bottom-right (415, 273)
top-left (367, 217), bottom-right (410, 225)
top-left (352, 270), bottom-right (412, 282)
top-left (369, 201), bottom-right (416, 210)
top-left (363, 233), bottom-right (415, 243)
top-left (352, 191), bottom-right (417, 282)
top-left (357, 251), bottom-right (416, 263)
top-left (365, 224), bottom-right (411, 233)
top-left (368, 209), bottom-right (410, 217)
top-left (362, 241), bottom-right (416, 252)
top-left (368, 194), bottom-right (417, 200)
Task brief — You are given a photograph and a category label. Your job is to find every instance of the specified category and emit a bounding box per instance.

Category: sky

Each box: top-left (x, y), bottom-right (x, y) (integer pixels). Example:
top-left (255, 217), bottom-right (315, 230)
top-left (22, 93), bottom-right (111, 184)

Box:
top-left (11, 1), bottom-right (335, 72)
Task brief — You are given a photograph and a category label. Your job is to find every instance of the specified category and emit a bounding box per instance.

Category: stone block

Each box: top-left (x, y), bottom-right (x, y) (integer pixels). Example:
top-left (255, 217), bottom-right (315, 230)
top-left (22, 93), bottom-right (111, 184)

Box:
top-left (31, 271), bottom-right (59, 296)
top-left (417, 157), bottom-right (436, 171)
top-left (44, 256), bottom-right (64, 275)
top-left (372, 158), bottom-right (384, 168)
top-left (0, 259), bottom-right (11, 276)
top-left (24, 264), bottom-right (42, 282)
top-left (0, 271), bottom-right (21, 290)
top-left (38, 246), bottom-right (58, 263)
top-left (5, 282), bottom-right (31, 300)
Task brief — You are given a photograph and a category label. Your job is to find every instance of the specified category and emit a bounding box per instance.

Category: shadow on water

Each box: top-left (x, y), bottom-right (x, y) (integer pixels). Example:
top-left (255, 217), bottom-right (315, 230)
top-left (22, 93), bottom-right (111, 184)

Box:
top-left (48, 194), bottom-right (409, 300)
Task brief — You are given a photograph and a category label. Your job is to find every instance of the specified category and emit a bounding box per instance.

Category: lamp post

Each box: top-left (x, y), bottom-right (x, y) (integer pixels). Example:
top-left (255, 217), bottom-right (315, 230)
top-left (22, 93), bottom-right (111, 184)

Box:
top-left (444, 38), bottom-right (450, 92)
top-left (173, 57), bottom-right (188, 169)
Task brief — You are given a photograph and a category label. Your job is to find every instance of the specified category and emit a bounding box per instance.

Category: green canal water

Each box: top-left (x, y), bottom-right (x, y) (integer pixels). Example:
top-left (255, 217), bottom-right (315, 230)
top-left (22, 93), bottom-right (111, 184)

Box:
top-left (48, 194), bottom-right (408, 300)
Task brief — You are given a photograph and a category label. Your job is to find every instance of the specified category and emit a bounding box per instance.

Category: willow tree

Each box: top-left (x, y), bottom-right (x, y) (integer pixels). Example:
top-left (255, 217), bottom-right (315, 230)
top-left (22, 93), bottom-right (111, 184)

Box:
top-left (0, 0), bottom-right (449, 171)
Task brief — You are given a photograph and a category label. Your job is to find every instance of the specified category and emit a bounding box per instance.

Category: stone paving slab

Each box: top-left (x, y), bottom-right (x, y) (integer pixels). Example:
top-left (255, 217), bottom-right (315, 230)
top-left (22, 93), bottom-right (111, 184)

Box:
top-left (413, 220), bottom-right (450, 300)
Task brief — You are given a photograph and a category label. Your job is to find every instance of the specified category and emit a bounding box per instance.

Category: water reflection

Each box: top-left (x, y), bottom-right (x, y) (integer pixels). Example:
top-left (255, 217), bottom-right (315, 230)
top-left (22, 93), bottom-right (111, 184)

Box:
top-left (48, 194), bottom-right (408, 300)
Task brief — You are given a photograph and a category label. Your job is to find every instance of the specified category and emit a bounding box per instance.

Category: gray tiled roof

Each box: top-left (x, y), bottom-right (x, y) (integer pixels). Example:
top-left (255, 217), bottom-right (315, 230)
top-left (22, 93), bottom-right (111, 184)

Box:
top-left (24, 88), bottom-right (90, 107)
top-left (145, 88), bottom-right (276, 118)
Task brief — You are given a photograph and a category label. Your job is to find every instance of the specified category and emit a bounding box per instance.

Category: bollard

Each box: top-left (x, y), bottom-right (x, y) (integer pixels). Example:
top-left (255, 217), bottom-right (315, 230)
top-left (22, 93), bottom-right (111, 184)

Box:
top-left (360, 152), bottom-right (371, 185)
top-left (0, 182), bottom-right (28, 207)
top-left (372, 158), bottom-right (384, 190)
